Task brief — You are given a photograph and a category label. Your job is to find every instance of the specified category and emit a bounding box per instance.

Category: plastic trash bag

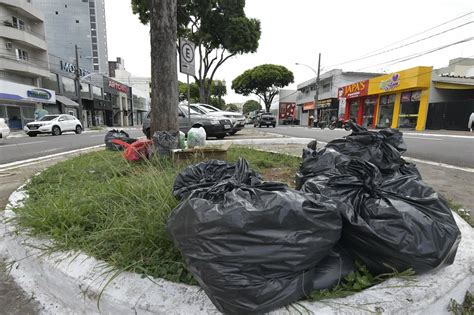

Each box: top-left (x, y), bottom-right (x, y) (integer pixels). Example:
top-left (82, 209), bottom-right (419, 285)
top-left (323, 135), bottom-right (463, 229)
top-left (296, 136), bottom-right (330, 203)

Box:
top-left (325, 125), bottom-right (416, 176)
top-left (152, 130), bottom-right (179, 155)
top-left (187, 126), bottom-right (206, 148)
top-left (167, 158), bottom-right (343, 314)
top-left (302, 157), bottom-right (461, 275)
top-left (111, 139), bottom-right (153, 162)
top-left (311, 246), bottom-right (355, 290)
top-left (178, 131), bottom-right (186, 149)
top-left (104, 129), bottom-right (136, 151)
top-left (173, 159), bottom-right (261, 200)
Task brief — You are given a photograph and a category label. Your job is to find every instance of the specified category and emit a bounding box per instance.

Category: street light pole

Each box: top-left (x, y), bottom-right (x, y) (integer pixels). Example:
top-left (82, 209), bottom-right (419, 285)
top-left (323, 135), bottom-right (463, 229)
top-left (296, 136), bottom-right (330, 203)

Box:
top-left (296, 52), bottom-right (322, 127)
top-left (74, 44), bottom-right (84, 127)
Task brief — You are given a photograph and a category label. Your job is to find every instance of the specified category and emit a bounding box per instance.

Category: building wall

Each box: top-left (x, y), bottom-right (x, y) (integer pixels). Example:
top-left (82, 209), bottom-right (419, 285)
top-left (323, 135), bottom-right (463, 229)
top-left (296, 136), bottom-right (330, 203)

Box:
top-left (30, 0), bottom-right (108, 75)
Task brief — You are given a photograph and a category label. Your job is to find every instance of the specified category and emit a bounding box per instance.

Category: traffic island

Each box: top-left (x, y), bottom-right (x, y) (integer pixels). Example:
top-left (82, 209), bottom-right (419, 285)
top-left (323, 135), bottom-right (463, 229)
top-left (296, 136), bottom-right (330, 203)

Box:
top-left (0, 148), bottom-right (472, 314)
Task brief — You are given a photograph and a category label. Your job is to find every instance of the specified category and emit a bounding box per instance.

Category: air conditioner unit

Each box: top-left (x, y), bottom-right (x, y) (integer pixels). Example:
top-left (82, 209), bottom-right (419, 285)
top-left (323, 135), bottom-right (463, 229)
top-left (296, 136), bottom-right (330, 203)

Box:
top-left (5, 42), bottom-right (13, 50)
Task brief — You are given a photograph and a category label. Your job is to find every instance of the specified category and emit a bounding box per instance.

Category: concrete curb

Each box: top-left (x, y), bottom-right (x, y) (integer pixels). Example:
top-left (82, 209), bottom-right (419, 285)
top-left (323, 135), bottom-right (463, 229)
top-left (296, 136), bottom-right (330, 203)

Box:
top-left (1, 182), bottom-right (473, 314)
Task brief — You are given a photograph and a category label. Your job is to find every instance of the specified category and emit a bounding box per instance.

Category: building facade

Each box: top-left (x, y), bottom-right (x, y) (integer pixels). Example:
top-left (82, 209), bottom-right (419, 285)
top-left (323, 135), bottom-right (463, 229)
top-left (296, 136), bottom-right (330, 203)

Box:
top-left (0, 0), bottom-right (55, 129)
top-left (339, 66), bottom-right (433, 130)
top-left (296, 69), bottom-right (381, 127)
top-left (426, 58), bottom-right (474, 131)
top-left (30, 0), bottom-right (108, 74)
top-left (109, 57), bottom-right (150, 125)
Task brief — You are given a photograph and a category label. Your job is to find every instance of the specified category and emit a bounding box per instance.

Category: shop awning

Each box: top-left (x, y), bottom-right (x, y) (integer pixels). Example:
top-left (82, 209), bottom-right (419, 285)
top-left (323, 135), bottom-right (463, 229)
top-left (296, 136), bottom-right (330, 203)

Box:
top-left (56, 95), bottom-right (79, 107)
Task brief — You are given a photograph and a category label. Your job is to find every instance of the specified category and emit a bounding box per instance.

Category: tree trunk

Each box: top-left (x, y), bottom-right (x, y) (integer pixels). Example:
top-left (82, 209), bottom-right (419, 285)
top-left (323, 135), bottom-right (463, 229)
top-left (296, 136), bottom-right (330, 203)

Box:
top-left (150, 0), bottom-right (178, 135)
top-left (265, 102), bottom-right (271, 113)
top-left (199, 84), bottom-right (206, 103)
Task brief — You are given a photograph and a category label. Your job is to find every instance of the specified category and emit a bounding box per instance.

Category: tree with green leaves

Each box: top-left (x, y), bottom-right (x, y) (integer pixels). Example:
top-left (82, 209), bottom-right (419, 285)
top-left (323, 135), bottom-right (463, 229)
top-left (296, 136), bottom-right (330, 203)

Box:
top-left (225, 103), bottom-right (240, 112)
top-left (232, 64), bottom-right (294, 113)
top-left (132, 0), bottom-right (261, 104)
top-left (242, 99), bottom-right (261, 115)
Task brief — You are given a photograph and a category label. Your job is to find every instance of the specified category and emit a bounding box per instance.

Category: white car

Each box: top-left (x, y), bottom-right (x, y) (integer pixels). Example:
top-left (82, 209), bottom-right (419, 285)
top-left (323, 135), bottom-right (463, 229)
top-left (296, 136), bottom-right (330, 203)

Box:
top-left (189, 103), bottom-right (246, 135)
top-left (0, 118), bottom-right (10, 140)
top-left (24, 114), bottom-right (83, 137)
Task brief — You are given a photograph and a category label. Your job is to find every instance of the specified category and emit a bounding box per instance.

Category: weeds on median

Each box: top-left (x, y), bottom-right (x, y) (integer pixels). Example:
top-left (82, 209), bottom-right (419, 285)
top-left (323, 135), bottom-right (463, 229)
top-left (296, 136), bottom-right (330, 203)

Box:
top-left (12, 148), bottom-right (300, 285)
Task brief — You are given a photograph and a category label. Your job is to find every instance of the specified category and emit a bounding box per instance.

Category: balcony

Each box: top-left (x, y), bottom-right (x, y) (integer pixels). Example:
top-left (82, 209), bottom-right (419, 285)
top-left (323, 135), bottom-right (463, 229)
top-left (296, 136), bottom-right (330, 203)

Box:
top-left (1, 21), bottom-right (47, 51)
top-left (0, 0), bottom-right (45, 22)
top-left (0, 53), bottom-right (50, 78)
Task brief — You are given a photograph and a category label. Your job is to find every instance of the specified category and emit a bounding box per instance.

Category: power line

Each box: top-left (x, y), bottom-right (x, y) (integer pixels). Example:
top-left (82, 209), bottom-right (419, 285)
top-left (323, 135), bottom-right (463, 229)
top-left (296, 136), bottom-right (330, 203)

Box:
top-left (325, 11), bottom-right (473, 69)
top-left (355, 37), bottom-right (474, 71)
top-left (328, 21), bottom-right (473, 68)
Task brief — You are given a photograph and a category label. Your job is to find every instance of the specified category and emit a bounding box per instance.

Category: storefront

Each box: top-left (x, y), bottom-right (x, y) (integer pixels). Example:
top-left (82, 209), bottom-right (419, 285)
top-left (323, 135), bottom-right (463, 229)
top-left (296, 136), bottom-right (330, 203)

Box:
top-left (339, 66), bottom-right (432, 130)
top-left (317, 98), bottom-right (339, 123)
top-left (104, 78), bottom-right (131, 127)
top-left (0, 80), bottom-right (56, 129)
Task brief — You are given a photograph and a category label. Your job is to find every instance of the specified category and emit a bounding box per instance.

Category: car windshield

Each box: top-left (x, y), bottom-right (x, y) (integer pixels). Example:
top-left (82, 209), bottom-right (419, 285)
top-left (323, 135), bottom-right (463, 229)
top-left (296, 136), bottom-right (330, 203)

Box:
top-left (39, 115), bottom-right (59, 121)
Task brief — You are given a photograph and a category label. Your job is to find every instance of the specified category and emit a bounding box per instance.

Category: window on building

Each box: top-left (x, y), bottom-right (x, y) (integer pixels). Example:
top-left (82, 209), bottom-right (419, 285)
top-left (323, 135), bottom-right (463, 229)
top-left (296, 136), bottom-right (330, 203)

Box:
top-left (61, 76), bottom-right (76, 95)
top-left (81, 82), bottom-right (91, 98)
top-left (91, 30), bottom-right (97, 36)
top-left (322, 83), bottom-right (331, 93)
top-left (93, 57), bottom-right (99, 63)
top-left (377, 94), bottom-right (396, 128)
top-left (76, 20), bottom-right (79, 23)
top-left (399, 90), bottom-right (421, 129)
top-left (92, 51), bottom-right (98, 57)
top-left (12, 16), bottom-right (25, 30)
top-left (89, 1), bottom-right (95, 7)
top-left (65, 4), bottom-right (67, 8)
top-left (42, 73), bottom-right (60, 93)
top-left (94, 65), bottom-right (99, 71)
top-left (93, 86), bottom-right (102, 98)
top-left (55, 11), bottom-right (59, 14)
top-left (15, 48), bottom-right (28, 61)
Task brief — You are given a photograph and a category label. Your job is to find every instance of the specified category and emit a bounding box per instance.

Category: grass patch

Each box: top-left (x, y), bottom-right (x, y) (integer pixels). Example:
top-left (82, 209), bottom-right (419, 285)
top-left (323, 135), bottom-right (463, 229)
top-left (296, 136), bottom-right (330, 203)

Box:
top-left (12, 148), bottom-right (299, 285)
top-left (89, 126), bottom-right (104, 130)
top-left (448, 200), bottom-right (473, 227)
top-left (448, 291), bottom-right (474, 315)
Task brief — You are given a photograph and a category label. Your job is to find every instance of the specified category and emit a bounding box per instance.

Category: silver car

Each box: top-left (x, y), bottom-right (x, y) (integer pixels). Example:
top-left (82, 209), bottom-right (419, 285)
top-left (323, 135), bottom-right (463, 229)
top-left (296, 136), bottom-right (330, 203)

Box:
top-left (24, 114), bottom-right (83, 137)
top-left (189, 103), bottom-right (246, 135)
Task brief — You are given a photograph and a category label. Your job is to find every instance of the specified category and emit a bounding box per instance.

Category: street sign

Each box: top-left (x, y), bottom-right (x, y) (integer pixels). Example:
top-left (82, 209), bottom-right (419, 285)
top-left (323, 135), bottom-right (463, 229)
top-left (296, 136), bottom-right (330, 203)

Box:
top-left (179, 38), bottom-right (195, 76)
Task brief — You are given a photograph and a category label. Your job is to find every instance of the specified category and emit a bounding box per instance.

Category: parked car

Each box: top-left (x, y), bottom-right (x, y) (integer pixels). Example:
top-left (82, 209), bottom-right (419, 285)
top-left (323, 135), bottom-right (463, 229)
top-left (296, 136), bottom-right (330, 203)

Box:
top-left (280, 117), bottom-right (300, 125)
top-left (23, 114), bottom-right (82, 137)
top-left (189, 103), bottom-right (246, 135)
top-left (142, 105), bottom-right (232, 139)
top-left (254, 112), bottom-right (276, 128)
top-left (0, 118), bottom-right (10, 140)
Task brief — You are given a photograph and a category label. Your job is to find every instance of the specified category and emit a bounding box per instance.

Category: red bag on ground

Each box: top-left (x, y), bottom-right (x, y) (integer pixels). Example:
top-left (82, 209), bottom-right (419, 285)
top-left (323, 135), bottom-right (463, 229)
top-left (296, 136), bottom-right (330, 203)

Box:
top-left (111, 139), bottom-right (153, 162)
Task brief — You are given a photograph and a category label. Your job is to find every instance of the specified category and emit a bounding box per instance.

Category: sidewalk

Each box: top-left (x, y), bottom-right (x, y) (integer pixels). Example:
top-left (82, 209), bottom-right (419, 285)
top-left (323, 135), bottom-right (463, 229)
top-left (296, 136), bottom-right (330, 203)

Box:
top-left (7, 126), bottom-right (142, 138)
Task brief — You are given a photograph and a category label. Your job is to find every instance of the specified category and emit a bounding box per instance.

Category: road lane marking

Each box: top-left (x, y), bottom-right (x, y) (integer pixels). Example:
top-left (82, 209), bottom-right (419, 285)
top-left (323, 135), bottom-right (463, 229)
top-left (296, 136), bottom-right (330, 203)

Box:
top-left (404, 136), bottom-right (442, 141)
top-left (0, 141), bottom-right (47, 148)
top-left (0, 144), bottom-right (104, 172)
top-left (404, 157), bottom-right (474, 173)
top-left (89, 134), bottom-right (106, 137)
top-left (40, 148), bottom-right (61, 154)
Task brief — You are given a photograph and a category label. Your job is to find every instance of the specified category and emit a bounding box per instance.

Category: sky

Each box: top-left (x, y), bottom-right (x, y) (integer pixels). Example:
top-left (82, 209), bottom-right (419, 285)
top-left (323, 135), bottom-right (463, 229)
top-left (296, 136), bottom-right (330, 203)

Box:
top-left (104, 0), bottom-right (474, 104)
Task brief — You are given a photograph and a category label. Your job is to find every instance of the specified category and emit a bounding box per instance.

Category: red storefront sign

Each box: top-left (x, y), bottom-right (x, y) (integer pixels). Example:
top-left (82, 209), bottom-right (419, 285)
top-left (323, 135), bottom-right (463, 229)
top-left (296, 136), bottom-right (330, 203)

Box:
top-left (339, 80), bottom-right (369, 99)
top-left (108, 80), bottom-right (129, 93)
top-left (303, 101), bottom-right (315, 111)
top-left (279, 102), bottom-right (296, 119)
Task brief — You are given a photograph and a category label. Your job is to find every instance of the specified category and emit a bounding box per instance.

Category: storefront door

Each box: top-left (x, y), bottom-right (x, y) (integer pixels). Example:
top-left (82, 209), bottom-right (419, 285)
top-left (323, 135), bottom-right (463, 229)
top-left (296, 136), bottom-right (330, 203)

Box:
top-left (398, 90), bottom-right (421, 129)
top-left (6, 106), bottom-right (22, 129)
top-left (362, 97), bottom-right (376, 128)
top-left (349, 100), bottom-right (359, 122)
top-left (377, 94), bottom-right (396, 128)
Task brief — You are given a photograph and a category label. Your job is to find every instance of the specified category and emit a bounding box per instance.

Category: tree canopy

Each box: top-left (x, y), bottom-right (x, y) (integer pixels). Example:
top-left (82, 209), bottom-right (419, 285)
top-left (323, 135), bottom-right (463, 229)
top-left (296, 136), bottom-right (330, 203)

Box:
top-left (132, 0), bottom-right (261, 103)
top-left (232, 64), bottom-right (294, 112)
top-left (242, 99), bottom-right (261, 114)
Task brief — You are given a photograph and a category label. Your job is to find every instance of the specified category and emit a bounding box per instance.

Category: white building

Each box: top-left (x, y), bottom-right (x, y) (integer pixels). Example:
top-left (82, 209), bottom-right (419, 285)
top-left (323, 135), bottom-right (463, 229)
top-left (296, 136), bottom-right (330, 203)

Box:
top-left (0, 0), bottom-right (56, 129)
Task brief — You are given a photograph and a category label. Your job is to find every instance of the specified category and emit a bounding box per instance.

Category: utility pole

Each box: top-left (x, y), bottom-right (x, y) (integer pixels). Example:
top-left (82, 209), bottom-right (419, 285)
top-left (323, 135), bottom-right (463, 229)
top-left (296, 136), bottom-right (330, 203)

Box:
top-left (314, 53), bottom-right (321, 123)
top-left (74, 44), bottom-right (84, 127)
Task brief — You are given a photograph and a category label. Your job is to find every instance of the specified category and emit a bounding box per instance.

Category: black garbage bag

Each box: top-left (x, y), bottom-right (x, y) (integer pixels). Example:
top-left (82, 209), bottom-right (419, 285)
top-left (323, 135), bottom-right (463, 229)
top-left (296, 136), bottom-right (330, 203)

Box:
top-left (173, 159), bottom-right (261, 200)
top-left (152, 130), bottom-right (179, 156)
top-left (311, 246), bottom-right (356, 290)
top-left (325, 125), bottom-right (418, 177)
top-left (104, 129), bottom-right (136, 151)
top-left (302, 158), bottom-right (461, 275)
top-left (167, 158), bottom-right (343, 314)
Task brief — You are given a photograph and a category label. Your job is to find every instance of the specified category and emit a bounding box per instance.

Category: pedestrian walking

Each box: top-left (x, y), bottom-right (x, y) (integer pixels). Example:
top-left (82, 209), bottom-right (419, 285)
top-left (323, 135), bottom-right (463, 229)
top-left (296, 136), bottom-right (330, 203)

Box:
top-left (469, 112), bottom-right (474, 132)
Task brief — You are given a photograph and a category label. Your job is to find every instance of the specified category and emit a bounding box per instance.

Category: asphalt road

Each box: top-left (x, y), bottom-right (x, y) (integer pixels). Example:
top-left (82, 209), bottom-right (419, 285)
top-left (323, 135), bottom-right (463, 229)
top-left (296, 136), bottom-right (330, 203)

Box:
top-left (0, 129), bottom-right (144, 165)
top-left (263, 126), bottom-right (474, 168)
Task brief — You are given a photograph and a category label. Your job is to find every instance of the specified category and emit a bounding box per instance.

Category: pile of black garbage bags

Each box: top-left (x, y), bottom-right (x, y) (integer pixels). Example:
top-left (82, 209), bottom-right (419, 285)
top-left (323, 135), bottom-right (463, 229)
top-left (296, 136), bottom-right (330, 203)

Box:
top-left (166, 124), bottom-right (461, 314)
